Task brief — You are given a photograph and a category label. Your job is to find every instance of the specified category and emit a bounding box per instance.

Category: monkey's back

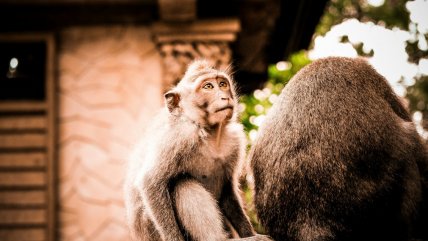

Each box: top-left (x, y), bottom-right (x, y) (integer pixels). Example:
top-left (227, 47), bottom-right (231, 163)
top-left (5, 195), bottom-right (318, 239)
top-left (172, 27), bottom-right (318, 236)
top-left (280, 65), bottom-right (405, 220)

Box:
top-left (250, 57), bottom-right (426, 241)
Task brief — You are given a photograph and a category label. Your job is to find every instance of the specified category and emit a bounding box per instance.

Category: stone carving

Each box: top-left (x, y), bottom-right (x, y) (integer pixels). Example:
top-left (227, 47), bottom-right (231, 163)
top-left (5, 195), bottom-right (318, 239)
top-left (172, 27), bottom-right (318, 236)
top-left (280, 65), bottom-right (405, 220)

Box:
top-left (158, 41), bottom-right (232, 88)
top-left (152, 19), bottom-right (240, 89)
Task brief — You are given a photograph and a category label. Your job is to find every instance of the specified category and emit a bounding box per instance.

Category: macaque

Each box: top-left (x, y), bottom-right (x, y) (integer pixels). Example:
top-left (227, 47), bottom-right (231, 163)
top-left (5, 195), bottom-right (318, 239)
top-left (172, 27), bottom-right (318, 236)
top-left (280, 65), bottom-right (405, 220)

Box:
top-left (125, 60), bottom-right (272, 241)
top-left (249, 57), bottom-right (428, 241)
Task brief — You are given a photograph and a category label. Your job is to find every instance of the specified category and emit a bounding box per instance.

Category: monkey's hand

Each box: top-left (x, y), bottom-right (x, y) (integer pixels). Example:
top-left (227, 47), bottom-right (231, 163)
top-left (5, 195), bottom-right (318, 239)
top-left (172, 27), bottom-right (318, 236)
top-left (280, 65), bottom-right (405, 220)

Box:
top-left (230, 234), bottom-right (274, 241)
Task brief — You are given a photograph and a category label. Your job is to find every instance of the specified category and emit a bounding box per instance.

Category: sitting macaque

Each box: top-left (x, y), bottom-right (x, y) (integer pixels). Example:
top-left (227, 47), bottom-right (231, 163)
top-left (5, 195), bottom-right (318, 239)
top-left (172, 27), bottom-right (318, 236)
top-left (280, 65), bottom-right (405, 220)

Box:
top-left (125, 60), bottom-right (272, 241)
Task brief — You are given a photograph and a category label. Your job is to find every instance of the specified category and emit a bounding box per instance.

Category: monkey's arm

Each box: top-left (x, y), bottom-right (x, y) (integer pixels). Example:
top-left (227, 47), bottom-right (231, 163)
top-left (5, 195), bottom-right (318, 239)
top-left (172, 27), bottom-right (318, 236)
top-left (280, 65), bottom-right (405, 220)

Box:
top-left (220, 180), bottom-right (255, 237)
top-left (140, 165), bottom-right (185, 241)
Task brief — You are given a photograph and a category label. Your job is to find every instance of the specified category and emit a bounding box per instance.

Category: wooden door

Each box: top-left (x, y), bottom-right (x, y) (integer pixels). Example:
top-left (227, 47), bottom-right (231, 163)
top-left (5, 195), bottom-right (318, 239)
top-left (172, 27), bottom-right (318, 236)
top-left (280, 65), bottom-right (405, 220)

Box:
top-left (0, 34), bottom-right (56, 241)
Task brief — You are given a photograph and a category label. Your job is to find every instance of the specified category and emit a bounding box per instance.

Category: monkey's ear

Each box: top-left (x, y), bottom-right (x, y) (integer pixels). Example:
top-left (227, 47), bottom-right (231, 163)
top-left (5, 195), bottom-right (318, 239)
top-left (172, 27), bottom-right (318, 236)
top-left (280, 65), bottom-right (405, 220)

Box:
top-left (164, 91), bottom-right (180, 113)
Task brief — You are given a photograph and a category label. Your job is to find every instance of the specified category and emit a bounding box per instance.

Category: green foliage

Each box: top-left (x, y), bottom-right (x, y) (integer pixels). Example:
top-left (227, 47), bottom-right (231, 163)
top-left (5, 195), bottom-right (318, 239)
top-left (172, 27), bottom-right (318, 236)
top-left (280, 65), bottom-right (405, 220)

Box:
top-left (316, 0), bottom-right (410, 37)
top-left (241, 183), bottom-right (266, 234)
top-left (239, 51), bottom-right (311, 233)
top-left (406, 75), bottom-right (428, 128)
top-left (240, 51), bottom-right (311, 139)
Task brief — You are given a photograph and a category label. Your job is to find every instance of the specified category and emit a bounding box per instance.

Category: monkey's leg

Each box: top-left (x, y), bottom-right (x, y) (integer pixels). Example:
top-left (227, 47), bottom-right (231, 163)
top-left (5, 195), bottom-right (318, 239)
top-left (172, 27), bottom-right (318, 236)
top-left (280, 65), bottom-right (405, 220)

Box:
top-left (125, 188), bottom-right (162, 241)
top-left (173, 179), bottom-right (229, 241)
top-left (173, 179), bottom-right (274, 241)
top-left (219, 181), bottom-right (255, 237)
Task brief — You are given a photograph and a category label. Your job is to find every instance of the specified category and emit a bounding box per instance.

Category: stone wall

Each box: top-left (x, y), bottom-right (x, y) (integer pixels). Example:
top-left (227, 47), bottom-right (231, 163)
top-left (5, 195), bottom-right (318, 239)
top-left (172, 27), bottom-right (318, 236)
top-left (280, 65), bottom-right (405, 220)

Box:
top-left (58, 26), bottom-right (163, 241)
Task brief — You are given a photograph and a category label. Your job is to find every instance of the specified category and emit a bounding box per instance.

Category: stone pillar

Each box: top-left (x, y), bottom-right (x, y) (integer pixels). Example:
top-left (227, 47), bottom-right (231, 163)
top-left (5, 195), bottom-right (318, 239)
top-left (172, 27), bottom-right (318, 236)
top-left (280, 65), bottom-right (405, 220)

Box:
top-left (58, 26), bottom-right (163, 241)
top-left (152, 19), bottom-right (240, 90)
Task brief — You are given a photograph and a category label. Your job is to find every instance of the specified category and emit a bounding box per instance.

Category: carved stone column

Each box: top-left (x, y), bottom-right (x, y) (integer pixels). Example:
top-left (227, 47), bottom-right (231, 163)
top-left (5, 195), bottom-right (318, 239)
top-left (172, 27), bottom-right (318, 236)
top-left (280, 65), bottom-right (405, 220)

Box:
top-left (152, 19), bottom-right (240, 90)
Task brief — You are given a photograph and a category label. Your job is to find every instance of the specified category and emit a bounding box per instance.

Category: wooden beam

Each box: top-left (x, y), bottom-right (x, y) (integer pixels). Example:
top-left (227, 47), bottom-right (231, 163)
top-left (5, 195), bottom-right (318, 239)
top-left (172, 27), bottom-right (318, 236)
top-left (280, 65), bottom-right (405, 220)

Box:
top-left (152, 18), bottom-right (240, 43)
top-left (158, 0), bottom-right (196, 22)
top-left (0, 102), bottom-right (46, 112)
top-left (0, 190), bottom-right (46, 206)
top-left (0, 171), bottom-right (46, 187)
top-left (0, 133), bottom-right (46, 149)
top-left (0, 228), bottom-right (45, 241)
top-left (0, 116), bottom-right (46, 131)
top-left (0, 152), bottom-right (46, 168)
top-left (0, 209), bottom-right (46, 225)
top-left (44, 32), bottom-right (57, 241)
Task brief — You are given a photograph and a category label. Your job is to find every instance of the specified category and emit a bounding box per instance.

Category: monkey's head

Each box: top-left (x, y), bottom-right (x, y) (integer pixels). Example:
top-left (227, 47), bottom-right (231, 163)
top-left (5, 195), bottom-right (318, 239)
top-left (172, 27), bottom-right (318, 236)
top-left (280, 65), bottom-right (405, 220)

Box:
top-left (164, 60), bottom-right (238, 128)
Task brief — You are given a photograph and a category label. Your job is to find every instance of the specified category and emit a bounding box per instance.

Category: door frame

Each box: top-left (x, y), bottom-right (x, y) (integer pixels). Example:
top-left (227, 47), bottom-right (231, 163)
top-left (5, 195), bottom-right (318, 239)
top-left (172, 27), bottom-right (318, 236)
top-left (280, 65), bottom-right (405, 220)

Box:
top-left (0, 33), bottom-right (57, 241)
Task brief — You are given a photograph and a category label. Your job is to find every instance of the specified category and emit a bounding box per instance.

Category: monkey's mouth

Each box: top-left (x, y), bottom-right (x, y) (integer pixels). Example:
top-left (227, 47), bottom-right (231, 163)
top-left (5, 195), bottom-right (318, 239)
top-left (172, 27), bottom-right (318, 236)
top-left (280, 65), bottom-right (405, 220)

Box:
top-left (215, 105), bottom-right (233, 113)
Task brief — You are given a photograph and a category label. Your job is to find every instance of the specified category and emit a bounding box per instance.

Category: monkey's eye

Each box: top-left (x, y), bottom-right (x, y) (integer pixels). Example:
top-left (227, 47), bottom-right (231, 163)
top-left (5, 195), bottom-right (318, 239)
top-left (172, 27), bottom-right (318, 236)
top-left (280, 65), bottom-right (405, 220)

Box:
top-left (219, 81), bottom-right (229, 89)
top-left (203, 83), bottom-right (214, 90)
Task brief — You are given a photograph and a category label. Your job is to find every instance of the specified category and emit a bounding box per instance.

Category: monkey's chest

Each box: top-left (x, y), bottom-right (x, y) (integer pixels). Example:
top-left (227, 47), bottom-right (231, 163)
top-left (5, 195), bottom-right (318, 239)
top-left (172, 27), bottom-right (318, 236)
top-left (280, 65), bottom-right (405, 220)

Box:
top-left (191, 159), bottom-right (227, 200)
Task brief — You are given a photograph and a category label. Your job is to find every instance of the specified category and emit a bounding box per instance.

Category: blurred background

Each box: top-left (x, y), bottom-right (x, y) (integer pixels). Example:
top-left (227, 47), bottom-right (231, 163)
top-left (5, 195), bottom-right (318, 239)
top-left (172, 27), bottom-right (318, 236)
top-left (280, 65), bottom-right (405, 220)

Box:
top-left (0, 0), bottom-right (427, 240)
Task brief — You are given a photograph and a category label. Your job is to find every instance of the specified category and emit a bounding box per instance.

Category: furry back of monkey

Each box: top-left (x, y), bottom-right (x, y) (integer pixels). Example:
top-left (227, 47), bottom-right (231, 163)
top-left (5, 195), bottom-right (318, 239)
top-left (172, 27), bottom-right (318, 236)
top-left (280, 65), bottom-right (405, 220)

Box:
top-left (249, 57), bottom-right (428, 241)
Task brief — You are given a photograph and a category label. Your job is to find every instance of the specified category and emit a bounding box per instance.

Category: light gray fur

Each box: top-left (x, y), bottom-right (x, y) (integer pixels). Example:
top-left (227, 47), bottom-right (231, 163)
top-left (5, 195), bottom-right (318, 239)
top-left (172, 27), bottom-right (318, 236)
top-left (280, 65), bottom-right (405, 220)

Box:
top-left (125, 60), bottom-right (272, 241)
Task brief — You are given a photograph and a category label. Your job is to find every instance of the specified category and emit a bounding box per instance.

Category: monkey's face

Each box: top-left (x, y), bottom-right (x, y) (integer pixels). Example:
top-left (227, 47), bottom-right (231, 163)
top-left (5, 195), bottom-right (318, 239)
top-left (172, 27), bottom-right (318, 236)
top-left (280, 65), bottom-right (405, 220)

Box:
top-left (164, 60), bottom-right (238, 128)
top-left (164, 76), bottom-right (235, 127)
top-left (197, 77), bottom-right (234, 126)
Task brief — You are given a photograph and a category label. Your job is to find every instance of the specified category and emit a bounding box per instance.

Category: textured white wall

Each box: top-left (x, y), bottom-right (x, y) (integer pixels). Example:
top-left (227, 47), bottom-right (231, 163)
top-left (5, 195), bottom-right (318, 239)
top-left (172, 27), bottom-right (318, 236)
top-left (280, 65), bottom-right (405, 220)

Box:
top-left (58, 26), bottom-right (163, 241)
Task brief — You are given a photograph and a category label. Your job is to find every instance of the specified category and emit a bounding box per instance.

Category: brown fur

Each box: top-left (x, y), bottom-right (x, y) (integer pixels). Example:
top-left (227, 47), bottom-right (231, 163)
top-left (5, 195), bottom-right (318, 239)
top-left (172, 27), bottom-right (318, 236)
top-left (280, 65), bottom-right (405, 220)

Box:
top-left (125, 60), bottom-right (272, 241)
top-left (249, 57), bottom-right (428, 241)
